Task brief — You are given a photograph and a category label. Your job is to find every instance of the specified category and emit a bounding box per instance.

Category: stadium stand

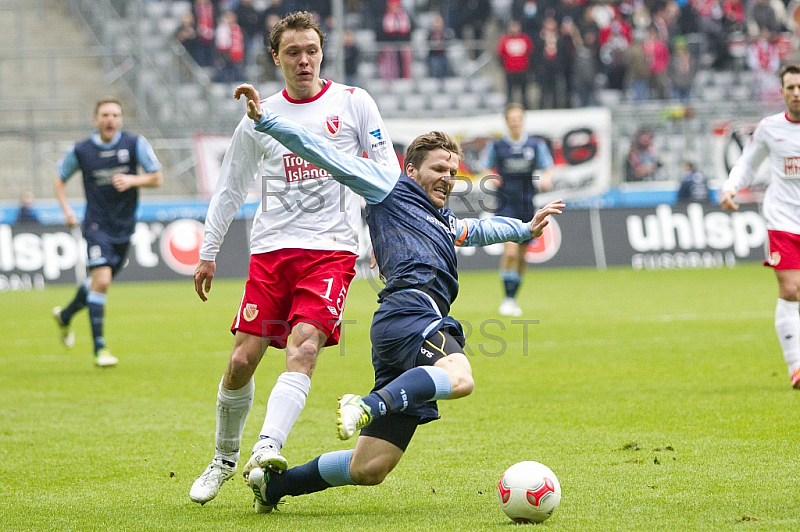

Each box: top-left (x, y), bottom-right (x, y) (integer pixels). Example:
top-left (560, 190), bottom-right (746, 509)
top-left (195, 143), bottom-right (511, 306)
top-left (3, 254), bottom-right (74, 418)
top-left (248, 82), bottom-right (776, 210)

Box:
top-left (1, 0), bottom-right (798, 203)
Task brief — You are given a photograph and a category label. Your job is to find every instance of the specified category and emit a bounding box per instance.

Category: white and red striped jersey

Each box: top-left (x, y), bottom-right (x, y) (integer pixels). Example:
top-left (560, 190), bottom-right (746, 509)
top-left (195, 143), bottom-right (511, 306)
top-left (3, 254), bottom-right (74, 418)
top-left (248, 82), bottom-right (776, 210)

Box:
top-left (724, 112), bottom-right (800, 233)
top-left (200, 80), bottom-right (400, 260)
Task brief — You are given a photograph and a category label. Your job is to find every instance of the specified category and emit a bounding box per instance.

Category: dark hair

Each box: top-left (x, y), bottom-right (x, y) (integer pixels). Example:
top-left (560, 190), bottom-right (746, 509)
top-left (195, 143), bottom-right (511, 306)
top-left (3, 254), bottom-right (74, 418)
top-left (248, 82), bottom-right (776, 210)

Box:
top-left (269, 11), bottom-right (325, 55)
top-left (780, 64), bottom-right (800, 87)
top-left (404, 131), bottom-right (463, 173)
top-left (95, 97), bottom-right (122, 115)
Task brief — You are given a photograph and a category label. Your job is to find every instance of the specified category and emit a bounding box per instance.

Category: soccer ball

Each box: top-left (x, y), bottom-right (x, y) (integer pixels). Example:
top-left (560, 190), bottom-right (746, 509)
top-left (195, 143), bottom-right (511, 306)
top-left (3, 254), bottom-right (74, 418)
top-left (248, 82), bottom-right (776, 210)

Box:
top-left (497, 461), bottom-right (561, 524)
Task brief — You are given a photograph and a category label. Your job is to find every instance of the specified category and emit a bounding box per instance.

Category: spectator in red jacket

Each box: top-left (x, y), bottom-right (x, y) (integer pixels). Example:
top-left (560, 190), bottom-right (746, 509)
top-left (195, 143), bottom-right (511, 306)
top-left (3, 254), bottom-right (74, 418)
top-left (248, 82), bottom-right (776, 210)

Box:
top-left (643, 26), bottom-right (670, 100)
top-left (496, 20), bottom-right (534, 109)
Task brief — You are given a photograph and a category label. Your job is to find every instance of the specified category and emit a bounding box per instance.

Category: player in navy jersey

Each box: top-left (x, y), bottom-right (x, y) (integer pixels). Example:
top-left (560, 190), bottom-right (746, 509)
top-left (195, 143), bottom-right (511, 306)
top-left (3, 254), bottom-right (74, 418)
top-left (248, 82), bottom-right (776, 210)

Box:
top-left (52, 98), bottom-right (163, 367)
top-left (482, 103), bottom-right (554, 317)
top-left (233, 83), bottom-right (564, 513)
top-left (189, 12), bottom-right (400, 506)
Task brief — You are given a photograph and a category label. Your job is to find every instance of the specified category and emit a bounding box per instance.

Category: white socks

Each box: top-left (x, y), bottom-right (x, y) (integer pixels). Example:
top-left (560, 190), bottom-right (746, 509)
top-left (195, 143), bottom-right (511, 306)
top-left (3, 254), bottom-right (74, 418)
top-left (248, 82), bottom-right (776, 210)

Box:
top-left (215, 377), bottom-right (254, 464)
top-left (255, 372), bottom-right (311, 451)
top-left (775, 298), bottom-right (800, 375)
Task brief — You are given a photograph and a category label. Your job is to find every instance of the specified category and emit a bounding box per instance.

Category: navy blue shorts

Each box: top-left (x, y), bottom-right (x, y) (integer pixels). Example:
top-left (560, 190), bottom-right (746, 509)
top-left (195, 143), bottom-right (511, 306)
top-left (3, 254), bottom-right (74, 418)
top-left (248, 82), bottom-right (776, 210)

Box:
top-left (369, 290), bottom-right (465, 423)
top-left (83, 226), bottom-right (131, 278)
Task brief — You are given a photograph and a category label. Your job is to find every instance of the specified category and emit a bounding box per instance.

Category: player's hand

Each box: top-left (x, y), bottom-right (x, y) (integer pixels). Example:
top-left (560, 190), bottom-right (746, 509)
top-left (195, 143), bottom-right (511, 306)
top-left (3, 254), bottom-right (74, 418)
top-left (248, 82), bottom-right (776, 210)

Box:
top-left (530, 199), bottom-right (565, 238)
top-left (234, 84), bottom-right (263, 122)
top-left (720, 190), bottom-right (739, 211)
top-left (63, 207), bottom-right (78, 228)
top-left (112, 174), bottom-right (134, 192)
top-left (194, 259), bottom-right (216, 302)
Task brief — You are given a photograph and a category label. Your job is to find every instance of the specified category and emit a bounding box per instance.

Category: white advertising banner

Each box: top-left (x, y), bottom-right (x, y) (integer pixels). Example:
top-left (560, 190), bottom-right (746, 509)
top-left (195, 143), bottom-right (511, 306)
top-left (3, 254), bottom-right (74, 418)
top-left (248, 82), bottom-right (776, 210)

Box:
top-left (384, 107), bottom-right (613, 205)
top-left (193, 108), bottom-right (613, 204)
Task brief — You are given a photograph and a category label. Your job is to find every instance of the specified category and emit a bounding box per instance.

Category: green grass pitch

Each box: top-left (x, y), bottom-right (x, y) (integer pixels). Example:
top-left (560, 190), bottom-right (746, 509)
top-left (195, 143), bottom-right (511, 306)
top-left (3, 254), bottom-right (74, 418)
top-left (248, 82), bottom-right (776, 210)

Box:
top-left (2, 264), bottom-right (799, 531)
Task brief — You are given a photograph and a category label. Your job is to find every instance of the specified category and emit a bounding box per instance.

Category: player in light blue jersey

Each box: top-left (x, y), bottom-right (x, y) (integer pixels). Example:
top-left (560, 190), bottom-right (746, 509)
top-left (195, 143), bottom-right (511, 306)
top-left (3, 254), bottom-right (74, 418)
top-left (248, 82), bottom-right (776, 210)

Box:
top-left (52, 97), bottom-right (163, 367)
top-left (234, 84), bottom-right (564, 513)
top-left (482, 103), bottom-right (554, 317)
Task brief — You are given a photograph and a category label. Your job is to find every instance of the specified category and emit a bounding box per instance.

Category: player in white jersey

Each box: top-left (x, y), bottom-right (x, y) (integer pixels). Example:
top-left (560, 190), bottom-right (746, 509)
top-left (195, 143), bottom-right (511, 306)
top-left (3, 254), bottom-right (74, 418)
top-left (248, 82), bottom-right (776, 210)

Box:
top-left (189, 11), bottom-right (400, 506)
top-left (721, 64), bottom-right (800, 389)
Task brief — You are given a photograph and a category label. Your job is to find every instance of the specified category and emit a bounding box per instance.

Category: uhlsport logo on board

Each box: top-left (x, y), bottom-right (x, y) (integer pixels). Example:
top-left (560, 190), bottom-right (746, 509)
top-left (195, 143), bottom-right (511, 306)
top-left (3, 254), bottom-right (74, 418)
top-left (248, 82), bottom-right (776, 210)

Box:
top-left (159, 219), bottom-right (205, 275)
top-left (525, 218), bottom-right (562, 264)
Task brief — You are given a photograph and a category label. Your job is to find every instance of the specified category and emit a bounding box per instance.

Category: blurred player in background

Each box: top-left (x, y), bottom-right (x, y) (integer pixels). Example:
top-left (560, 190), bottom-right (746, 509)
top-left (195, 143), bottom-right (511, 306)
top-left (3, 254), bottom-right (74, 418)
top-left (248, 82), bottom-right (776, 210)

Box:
top-left (721, 64), bottom-right (800, 389)
top-left (482, 103), bottom-right (553, 317)
top-left (52, 97), bottom-right (163, 368)
top-left (234, 84), bottom-right (564, 512)
top-left (189, 11), bottom-right (400, 505)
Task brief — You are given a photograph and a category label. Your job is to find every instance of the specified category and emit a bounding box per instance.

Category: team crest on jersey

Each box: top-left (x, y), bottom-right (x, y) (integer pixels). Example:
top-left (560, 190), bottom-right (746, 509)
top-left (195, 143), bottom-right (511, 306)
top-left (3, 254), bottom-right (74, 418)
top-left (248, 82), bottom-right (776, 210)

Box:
top-left (325, 115), bottom-right (341, 137)
top-left (117, 149), bottom-right (130, 164)
top-left (243, 303), bottom-right (258, 322)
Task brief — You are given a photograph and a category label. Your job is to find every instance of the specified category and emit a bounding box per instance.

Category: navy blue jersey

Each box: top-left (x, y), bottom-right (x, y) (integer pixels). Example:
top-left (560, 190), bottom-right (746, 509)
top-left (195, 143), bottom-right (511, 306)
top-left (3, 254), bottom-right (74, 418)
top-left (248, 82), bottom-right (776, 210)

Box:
top-left (72, 132), bottom-right (140, 240)
top-left (366, 175), bottom-right (460, 315)
top-left (484, 135), bottom-right (554, 218)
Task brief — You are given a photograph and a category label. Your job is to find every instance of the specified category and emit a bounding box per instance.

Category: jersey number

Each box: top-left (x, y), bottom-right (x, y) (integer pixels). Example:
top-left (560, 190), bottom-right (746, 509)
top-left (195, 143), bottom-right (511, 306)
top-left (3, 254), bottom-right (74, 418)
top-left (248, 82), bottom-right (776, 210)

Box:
top-left (321, 277), bottom-right (348, 313)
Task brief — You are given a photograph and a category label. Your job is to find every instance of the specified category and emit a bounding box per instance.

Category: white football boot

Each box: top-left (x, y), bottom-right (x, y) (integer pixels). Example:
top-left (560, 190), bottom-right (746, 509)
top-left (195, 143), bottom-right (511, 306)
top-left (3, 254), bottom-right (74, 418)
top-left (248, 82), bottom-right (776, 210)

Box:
top-left (248, 467), bottom-right (281, 513)
top-left (498, 298), bottom-right (523, 317)
top-left (190, 458), bottom-right (237, 504)
top-left (242, 444), bottom-right (288, 480)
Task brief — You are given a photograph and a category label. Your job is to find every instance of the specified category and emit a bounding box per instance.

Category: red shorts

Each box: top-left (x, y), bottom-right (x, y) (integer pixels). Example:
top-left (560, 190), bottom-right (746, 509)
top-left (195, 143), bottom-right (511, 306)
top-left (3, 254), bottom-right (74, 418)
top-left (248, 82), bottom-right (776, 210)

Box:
top-left (765, 230), bottom-right (800, 270)
top-left (232, 248), bottom-right (357, 348)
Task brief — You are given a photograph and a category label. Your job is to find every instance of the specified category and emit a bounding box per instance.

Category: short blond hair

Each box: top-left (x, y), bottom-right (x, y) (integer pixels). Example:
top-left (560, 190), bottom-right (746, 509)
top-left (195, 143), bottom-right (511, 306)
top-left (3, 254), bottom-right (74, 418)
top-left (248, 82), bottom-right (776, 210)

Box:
top-left (95, 97), bottom-right (122, 115)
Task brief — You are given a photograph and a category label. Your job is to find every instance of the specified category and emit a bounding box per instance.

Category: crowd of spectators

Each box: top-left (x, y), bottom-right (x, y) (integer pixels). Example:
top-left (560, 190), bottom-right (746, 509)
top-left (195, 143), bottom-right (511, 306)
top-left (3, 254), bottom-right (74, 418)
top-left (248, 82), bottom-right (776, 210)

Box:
top-left (171, 0), bottom-right (799, 109)
top-left (499, 0), bottom-right (798, 109)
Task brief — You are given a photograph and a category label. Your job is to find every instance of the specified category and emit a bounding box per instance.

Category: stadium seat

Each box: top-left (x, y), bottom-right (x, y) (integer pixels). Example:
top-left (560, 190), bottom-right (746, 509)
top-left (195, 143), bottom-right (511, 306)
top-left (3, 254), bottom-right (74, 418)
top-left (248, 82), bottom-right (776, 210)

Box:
top-left (712, 71), bottom-right (734, 87)
top-left (178, 83), bottom-right (202, 102)
top-left (402, 94), bottom-right (427, 114)
top-left (357, 61), bottom-right (377, 81)
top-left (260, 81), bottom-right (283, 96)
top-left (429, 93), bottom-right (454, 112)
top-left (699, 85), bottom-right (725, 101)
top-left (145, 1), bottom-right (169, 19)
top-left (390, 78), bottom-right (415, 95)
top-left (354, 29), bottom-right (376, 47)
top-left (469, 76), bottom-right (495, 94)
top-left (158, 17), bottom-right (179, 36)
top-left (375, 93), bottom-right (401, 115)
top-left (171, 0), bottom-right (192, 18)
top-left (411, 61), bottom-right (428, 78)
top-left (154, 50), bottom-right (173, 69)
top-left (211, 83), bottom-right (230, 100)
top-left (484, 92), bottom-right (507, 112)
top-left (442, 77), bottom-right (465, 94)
top-left (454, 92), bottom-right (482, 111)
top-left (416, 77), bottom-right (441, 94)
top-left (727, 85), bottom-right (750, 100)
top-left (363, 78), bottom-right (388, 96)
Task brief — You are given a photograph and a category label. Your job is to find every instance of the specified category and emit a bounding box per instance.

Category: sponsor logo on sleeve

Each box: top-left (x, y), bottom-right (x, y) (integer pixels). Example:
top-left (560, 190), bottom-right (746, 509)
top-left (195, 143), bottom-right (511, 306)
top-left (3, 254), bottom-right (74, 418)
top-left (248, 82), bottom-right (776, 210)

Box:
top-left (369, 128), bottom-right (387, 150)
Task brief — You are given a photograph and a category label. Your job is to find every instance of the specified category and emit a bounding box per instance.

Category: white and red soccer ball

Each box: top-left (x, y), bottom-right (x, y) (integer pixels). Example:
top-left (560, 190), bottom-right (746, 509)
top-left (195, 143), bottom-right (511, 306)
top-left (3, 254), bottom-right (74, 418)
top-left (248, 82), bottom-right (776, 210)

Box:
top-left (497, 461), bottom-right (561, 524)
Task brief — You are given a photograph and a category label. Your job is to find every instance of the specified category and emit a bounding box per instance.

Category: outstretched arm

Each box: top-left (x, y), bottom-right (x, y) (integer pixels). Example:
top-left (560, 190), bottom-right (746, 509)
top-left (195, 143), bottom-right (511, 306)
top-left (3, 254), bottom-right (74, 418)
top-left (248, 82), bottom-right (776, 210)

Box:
top-left (454, 199), bottom-right (565, 247)
top-left (234, 84), bottom-right (399, 205)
